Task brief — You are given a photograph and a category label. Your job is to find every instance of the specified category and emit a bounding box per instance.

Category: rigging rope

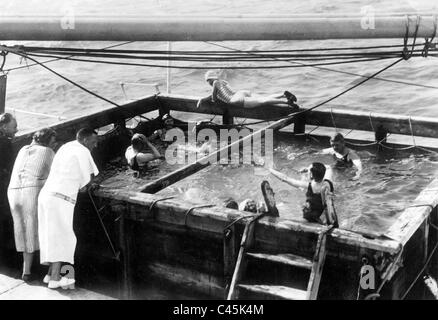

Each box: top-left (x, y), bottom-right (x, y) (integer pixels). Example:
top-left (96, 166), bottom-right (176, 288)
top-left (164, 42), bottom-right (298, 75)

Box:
top-left (4, 41), bottom-right (134, 72)
top-left (205, 41), bottom-right (438, 90)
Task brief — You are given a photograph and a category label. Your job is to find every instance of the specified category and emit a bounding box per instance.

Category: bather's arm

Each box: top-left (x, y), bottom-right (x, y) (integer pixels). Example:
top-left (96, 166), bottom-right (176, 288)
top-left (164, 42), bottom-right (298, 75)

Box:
top-left (269, 168), bottom-right (308, 189)
top-left (349, 150), bottom-right (363, 180)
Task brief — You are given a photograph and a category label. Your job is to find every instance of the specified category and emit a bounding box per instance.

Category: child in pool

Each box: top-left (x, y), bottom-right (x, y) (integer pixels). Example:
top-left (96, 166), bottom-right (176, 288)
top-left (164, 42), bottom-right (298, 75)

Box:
top-left (270, 162), bottom-right (338, 226)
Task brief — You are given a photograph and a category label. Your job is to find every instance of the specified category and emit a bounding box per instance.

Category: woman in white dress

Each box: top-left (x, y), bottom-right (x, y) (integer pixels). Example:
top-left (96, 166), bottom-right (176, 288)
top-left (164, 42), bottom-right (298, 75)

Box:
top-left (7, 128), bottom-right (56, 281)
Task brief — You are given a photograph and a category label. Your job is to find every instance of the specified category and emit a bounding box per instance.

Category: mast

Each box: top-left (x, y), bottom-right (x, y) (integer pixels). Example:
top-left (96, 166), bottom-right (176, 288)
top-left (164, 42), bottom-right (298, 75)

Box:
top-left (0, 14), bottom-right (436, 41)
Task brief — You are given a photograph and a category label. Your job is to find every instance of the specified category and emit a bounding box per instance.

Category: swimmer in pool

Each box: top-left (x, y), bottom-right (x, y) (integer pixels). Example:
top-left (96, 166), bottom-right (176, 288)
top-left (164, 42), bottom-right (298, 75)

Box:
top-left (148, 114), bottom-right (176, 143)
top-left (125, 133), bottom-right (162, 171)
top-left (197, 71), bottom-right (299, 110)
top-left (270, 163), bottom-right (338, 227)
top-left (321, 133), bottom-right (363, 180)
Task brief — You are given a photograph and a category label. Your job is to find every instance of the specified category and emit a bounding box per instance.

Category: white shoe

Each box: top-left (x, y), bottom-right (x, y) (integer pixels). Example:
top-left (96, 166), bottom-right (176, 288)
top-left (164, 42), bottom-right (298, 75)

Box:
top-left (48, 279), bottom-right (61, 289)
top-left (59, 277), bottom-right (75, 290)
top-left (43, 275), bottom-right (51, 284)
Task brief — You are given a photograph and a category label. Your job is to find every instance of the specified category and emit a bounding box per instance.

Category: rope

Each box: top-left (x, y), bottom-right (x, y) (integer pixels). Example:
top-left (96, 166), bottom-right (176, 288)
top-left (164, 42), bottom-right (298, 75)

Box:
top-left (241, 54), bottom-right (403, 125)
top-left (27, 42), bottom-right (419, 54)
top-left (88, 189), bottom-right (120, 261)
top-left (403, 15), bottom-right (421, 60)
top-left (422, 15), bottom-right (437, 57)
top-left (149, 196), bottom-right (176, 219)
top-left (205, 41), bottom-right (438, 90)
top-left (5, 107), bottom-right (66, 120)
top-left (364, 247), bottom-right (404, 300)
top-left (184, 204), bottom-right (216, 227)
top-left (408, 116), bottom-right (417, 148)
top-left (0, 50), bottom-right (7, 73)
top-left (405, 204), bottom-right (434, 210)
top-left (223, 214), bottom-right (257, 232)
top-left (401, 239), bottom-right (438, 299)
top-left (4, 48), bottom-right (122, 108)
top-left (4, 41), bottom-right (134, 72)
top-left (11, 51), bottom-right (401, 69)
top-left (369, 112), bottom-right (375, 132)
top-left (330, 108), bottom-right (338, 132)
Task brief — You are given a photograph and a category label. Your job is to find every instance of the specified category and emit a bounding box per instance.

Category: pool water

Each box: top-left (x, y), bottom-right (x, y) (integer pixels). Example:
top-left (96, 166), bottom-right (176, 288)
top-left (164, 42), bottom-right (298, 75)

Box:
top-left (99, 137), bottom-right (438, 235)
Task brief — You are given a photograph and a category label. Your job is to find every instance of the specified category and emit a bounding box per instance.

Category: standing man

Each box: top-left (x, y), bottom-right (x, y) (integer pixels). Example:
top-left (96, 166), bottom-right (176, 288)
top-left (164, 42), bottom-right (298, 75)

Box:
top-left (0, 113), bottom-right (18, 258)
top-left (322, 133), bottom-right (363, 180)
top-left (38, 128), bottom-right (99, 290)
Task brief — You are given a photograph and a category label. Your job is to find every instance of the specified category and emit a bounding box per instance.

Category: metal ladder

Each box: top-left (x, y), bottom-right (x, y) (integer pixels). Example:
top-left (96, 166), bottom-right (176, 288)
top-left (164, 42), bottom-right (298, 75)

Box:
top-left (227, 221), bottom-right (331, 300)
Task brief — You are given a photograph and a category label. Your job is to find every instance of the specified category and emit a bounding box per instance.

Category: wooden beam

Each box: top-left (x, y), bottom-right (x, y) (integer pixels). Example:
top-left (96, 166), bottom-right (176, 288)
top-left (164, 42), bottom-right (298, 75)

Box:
top-left (158, 94), bottom-right (291, 120)
top-left (386, 178), bottom-right (438, 246)
top-left (95, 189), bottom-right (401, 260)
top-left (159, 95), bottom-right (438, 139)
top-left (11, 95), bottom-right (159, 152)
top-left (0, 15), bottom-right (436, 41)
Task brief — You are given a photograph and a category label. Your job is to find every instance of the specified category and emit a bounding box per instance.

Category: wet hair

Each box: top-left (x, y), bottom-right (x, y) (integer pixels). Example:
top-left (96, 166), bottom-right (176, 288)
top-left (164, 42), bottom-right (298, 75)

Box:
top-left (0, 113), bottom-right (14, 126)
top-left (331, 133), bottom-right (345, 143)
top-left (131, 133), bottom-right (147, 152)
top-left (224, 198), bottom-right (238, 210)
top-left (33, 128), bottom-right (56, 147)
top-left (76, 127), bottom-right (97, 142)
top-left (310, 162), bottom-right (326, 182)
top-left (239, 199), bottom-right (258, 213)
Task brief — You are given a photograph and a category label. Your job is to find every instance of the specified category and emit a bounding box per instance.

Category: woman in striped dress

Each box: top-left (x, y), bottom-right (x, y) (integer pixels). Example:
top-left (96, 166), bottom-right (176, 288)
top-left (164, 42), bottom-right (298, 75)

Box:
top-left (197, 70), bottom-right (299, 110)
top-left (7, 128), bottom-right (57, 281)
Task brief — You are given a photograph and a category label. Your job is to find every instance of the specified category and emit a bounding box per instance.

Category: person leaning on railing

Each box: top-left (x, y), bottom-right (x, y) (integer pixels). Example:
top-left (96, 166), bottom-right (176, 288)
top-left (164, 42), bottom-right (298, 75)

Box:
top-left (7, 128), bottom-right (57, 282)
top-left (0, 113), bottom-right (18, 258)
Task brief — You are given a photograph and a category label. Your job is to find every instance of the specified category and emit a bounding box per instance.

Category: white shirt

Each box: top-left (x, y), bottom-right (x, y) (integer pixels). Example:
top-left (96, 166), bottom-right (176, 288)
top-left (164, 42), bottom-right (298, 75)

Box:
top-left (42, 140), bottom-right (99, 199)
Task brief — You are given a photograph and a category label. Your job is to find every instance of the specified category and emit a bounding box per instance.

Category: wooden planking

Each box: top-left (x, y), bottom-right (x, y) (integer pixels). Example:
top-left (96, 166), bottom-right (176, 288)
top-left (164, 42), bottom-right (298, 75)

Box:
top-left (238, 284), bottom-right (307, 300)
top-left (0, 274), bottom-right (23, 295)
top-left (11, 95), bottom-right (159, 152)
top-left (386, 178), bottom-right (438, 246)
top-left (96, 188), bottom-right (401, 260)
top-left (0, 274), bottom-right (115, 300)
top-left (158, 94), bottom-right (438, 139)
top-left (146, 261), bottom-right (224, 298)
top-left (158, 94), bottom-right (292, 120)
top-left (305, 108), bottom-right (438, 139)
top-left (246, 252), bottom-right (313, 269)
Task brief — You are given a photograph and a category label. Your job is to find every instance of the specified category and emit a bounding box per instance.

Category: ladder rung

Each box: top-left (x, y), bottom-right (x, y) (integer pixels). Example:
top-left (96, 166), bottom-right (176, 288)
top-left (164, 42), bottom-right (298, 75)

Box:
top-left (238, 284), bottom-right (307, 300)
top-left (246, 252), bottom-right (313, 269)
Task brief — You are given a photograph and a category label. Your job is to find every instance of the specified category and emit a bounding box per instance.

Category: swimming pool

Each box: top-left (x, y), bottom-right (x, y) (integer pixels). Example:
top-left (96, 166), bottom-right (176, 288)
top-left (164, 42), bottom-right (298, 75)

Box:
top-left (99, 137), bottom-right (438, 235)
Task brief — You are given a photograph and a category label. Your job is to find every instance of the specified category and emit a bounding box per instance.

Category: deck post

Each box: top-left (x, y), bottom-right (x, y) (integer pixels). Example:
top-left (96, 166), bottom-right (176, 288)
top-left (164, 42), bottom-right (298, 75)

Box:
top-left (118, 211), bottom-right (133, 299)
top-left (223, 107), bottom-right (234, 126)
top-left (223, 225), bottom-right (237, 298)
top-left (423, 218), bottom-right (430, 299)
top-left (293, 113), bottom-right (306, 135)
top-left (166, 42), bottom-right (172, 94)
top-left (0, 74), bottom-right (6, 114)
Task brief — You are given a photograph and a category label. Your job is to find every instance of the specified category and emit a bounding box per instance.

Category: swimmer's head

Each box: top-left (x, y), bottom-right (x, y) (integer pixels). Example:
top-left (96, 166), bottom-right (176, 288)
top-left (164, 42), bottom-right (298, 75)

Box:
top-left (131, 133), bottom-right (148, 152)
top-left (224, 198), bottom-right (239, 210)
top-left (330, 133), bottom-right (346, 153)
top-left (161, 114), bottom-right (174, 128)
top-left (205, 70), bottom-right (219, 84)
top-left (239, 199), bottom-right (258, 213)
top-left (309, 162), bottom-right (326, 182)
